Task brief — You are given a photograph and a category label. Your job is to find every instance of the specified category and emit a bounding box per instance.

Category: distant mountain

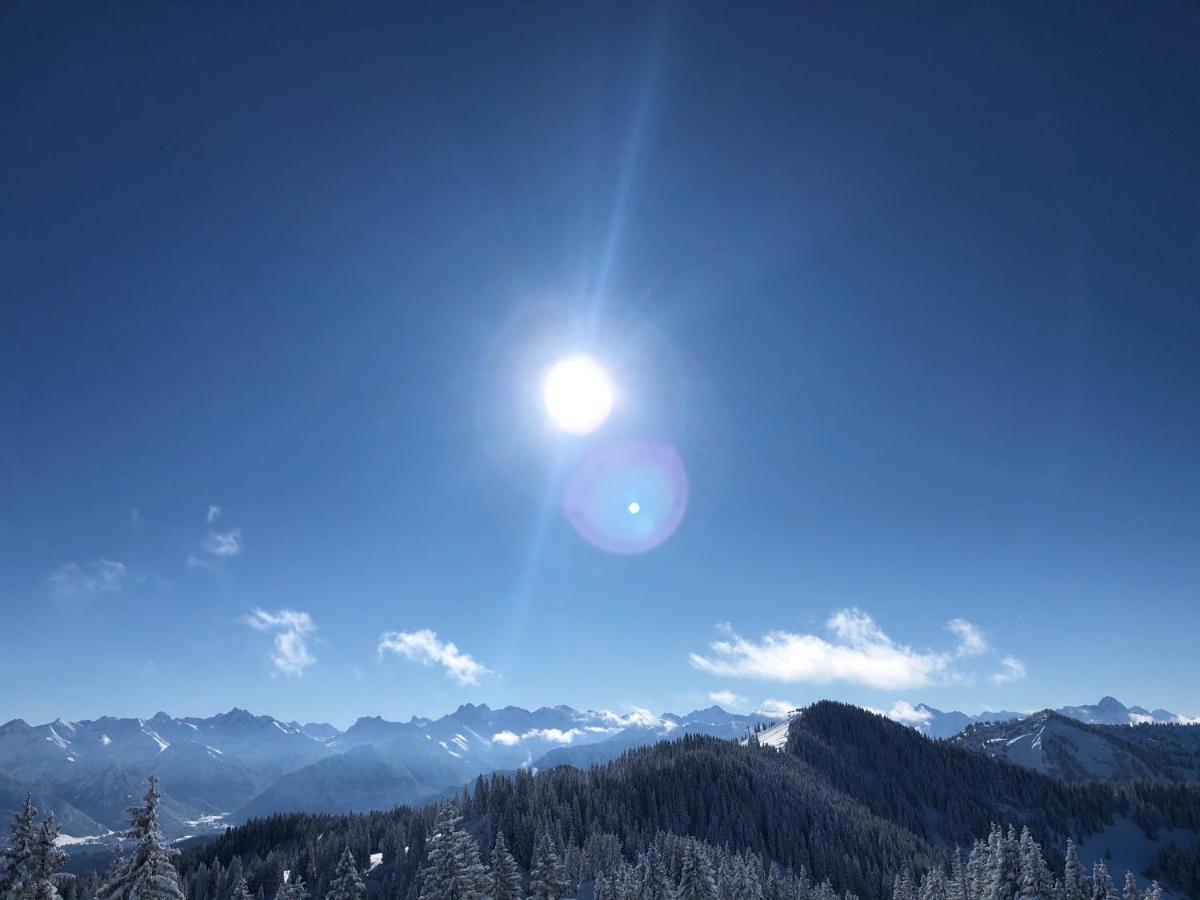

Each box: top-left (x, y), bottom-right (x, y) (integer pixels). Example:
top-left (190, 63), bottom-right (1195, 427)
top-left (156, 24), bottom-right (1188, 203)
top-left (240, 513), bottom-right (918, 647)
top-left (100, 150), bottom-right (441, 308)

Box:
top-left (0, 703), bottom-right (774, 841)
top-left (902, 696), bottom-right (1193, 740)
top-left (897, 703), bottom-right (1024, 739)
top-left (954, 710), bottom-right (1200, 783)
top-left (6, 695), bottom-right (1189, 847)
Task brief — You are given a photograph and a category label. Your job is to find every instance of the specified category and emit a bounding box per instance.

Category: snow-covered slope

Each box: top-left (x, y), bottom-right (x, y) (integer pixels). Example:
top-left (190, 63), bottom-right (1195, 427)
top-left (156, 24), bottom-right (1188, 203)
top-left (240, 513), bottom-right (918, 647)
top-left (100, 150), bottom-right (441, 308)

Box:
top-left (954, 711), bottom-right (1200, 783)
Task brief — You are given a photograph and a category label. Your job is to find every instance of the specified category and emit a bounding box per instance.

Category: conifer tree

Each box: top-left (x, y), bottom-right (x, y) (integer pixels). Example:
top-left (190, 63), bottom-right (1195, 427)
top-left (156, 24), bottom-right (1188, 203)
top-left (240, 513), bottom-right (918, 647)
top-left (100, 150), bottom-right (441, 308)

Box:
top-left (417, 806), bottom-right (483, 900)
top-left (1062, 841), bottom-right (1088, 900)
top-left (486, 834), bottom-right (521, 900)
top-left (1121, 873), bottom-right (1138, 900)
top-left (1, 794), bottom-right (38, 900)
top-left (677, 843), bottom-right (715, 900)
top-left (95, 776), bottom-right (186, 900)
top-left (1090, 861), bottom-right (1115, 900)
top-left (527, 833), bottom-right (568, 900)
top-left (325, 850), bottom-right (364, 900)
top-left (24, 812), bottom-right (68, 900)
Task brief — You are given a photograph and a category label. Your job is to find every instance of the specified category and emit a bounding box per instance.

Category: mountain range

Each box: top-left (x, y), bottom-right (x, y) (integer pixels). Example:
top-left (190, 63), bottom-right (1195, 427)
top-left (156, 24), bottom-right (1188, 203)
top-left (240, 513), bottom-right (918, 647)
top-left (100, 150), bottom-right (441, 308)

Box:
top-left (0, 703), bottom-right (770, 844)
top-left (2, 695), bottom-right (1192, 848)
top-left (900, 695), bottom-right (1194, 739)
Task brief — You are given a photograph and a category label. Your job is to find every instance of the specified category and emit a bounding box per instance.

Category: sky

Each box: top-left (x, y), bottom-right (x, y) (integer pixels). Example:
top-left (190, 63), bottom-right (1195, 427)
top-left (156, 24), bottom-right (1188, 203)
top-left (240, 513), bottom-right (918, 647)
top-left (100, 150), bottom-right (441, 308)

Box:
top-left (1, 3), bottom-right (1198, 729)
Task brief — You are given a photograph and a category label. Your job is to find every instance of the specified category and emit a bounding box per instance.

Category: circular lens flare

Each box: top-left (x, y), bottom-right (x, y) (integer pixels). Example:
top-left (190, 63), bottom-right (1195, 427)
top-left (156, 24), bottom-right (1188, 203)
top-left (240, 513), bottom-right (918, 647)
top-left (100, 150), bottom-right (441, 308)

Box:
top-left (543, 355), bottom-right (613, 434)
top-left (564, 442), bottom-right (688, 554)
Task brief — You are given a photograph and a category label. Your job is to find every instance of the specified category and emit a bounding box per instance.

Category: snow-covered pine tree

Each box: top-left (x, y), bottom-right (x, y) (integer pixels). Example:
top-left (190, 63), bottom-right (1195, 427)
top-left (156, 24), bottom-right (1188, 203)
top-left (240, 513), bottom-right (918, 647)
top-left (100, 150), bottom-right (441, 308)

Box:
top-left (1062, 841), bottom-right (1089, 900)
top-left (1121, 872), bottom-right (1138, 900)
top-left (325, 850), bottom-right (364, 900)
top-left (527, 833), bottom-right (568, 900)
top-left (677, 842), bottom-right (716, 900)
top-left (1, 794), bottom-right (39, 900)
top-left (23, 811), bottom-right (68, 900)
top-left (485, 833), bottom-right (521, 900)
top-left (917, 866), bottom-right (948, 900)
top-left (1091, 861), bottom-right (1116, 900)
top-left (1017, 827), bottom-right (1052, 900)
top-left (227, 877), bottom-right (251, 900)
top-left (989, 825), bottom-right (1021, 900)
top-left (95, 776), bottom-right (186, 900)
top-left (1142, 882), bottom-right (1163, 900)
top-left (416, 805), bottom-right (484, 900)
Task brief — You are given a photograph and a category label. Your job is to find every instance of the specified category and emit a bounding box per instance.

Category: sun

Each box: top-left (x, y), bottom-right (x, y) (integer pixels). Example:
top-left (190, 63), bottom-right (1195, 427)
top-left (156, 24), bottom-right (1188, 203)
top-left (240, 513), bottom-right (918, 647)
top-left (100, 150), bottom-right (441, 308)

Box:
top-left (543, 355), bottom-right (613, 435)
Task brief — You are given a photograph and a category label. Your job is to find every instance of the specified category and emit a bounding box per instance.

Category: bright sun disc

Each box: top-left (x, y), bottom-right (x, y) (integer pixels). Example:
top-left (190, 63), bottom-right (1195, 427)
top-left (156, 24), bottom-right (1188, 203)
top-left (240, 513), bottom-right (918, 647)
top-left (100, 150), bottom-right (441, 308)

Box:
top-left (543, 355), bottom-right (613, 434)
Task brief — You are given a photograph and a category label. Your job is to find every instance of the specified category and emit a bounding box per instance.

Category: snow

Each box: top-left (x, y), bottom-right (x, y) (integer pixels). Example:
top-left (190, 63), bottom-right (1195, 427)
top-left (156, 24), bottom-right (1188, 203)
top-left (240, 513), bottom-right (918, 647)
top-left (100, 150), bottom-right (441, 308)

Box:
top-left (46, 727), bottom-right (70, 749)
top-left (183, 813), bottom-right (228, 828)
top-left (368, 853), bottom-right (383, 872)
top-left (100, 734), bottom-right (112, 745)
top-left (55, 830), bottom-right (114, 847)
top-left (745, 714), bottom-right (797, 751)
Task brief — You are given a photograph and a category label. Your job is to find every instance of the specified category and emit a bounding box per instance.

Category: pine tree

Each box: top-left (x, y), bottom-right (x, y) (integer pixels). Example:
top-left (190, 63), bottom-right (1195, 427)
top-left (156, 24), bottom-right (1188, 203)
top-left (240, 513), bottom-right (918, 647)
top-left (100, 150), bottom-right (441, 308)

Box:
top-left (1121, 873), bottom-right (1138, 900)
top-left (23, 812), bottom-right (68, 900)
top-left (1, 794), bottom-right (39, 900)
top-left (1142, 883), bottom-right (1163, 900)
top-left (1090, 861), bottom-right (1115, 900)
top-left (95, 776), bottom-right (186, 900)
top-left (325, 850), bottom-right (364, 900)
top-left (677, 843), bottom-right (715, 900)
top-left (228, 877), bottom-right (251, 900)
top-left (527, 834), bottom-right (568, 900)
top-left (486, 834), bottom-right (521, 900)
top-left (417, 806), bottom-right (483, 900)
top-left (1062, 841), bottom-right (1088, 900)
top-left (1017, 828), bottom-right (1051, 900)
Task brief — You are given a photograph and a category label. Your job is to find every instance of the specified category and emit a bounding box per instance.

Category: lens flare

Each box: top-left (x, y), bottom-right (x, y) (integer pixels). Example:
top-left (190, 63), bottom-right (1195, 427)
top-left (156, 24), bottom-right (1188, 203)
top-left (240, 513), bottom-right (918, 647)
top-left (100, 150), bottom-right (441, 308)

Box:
top-left (543, 355), bottom-right (613, 434)
top-left (564, 441), bottom-right (688, 554)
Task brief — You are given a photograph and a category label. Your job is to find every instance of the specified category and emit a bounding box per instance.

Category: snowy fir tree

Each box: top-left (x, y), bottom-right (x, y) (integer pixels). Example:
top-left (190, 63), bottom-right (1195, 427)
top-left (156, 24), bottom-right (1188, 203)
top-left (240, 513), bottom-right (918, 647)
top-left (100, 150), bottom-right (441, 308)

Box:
top-left (485, 833), bottom-right (520, 900)
top-left (228, 878), bottom-right (251, 900)
top-left (416, 806), bottom-right (483, 900)
top-left (24, 812), bottom-right (68, 900)
top-left (677, 841), bottom-right (716, 900)
top-left (1062, 841), bottom-right (1089, 900)
top-left (1091, 860), bottom-right (1116, 900)
top-left (1, 795), bottom-right (39, 900)
top-left (527, 833), bottom-right (568, 900)
top-left (324, 851), bottom-right (364, 900)
top-left (95, 776), bottom-right (186, 900)
top-left (1121, 872), bottom-right (1139, 900)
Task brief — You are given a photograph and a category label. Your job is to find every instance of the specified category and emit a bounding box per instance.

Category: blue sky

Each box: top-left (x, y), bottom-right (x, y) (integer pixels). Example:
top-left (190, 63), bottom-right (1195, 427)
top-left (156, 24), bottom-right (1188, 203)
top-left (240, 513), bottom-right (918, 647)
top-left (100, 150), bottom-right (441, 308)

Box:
top-left (2, 4), bottom-right (1197, 728)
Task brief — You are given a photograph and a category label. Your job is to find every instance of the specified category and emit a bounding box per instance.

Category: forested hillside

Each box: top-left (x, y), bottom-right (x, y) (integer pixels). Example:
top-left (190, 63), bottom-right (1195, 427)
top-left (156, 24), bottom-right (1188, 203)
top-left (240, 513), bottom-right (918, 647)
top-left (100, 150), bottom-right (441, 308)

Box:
top-left (24, 703), bottom-right (1200, 900)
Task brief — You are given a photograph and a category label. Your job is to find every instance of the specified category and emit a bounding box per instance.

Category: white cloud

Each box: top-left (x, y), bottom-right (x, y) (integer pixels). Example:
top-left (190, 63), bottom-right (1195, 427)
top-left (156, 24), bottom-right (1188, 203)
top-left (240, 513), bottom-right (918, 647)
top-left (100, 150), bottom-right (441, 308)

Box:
top-left (202, 529), bottom-right (241, 556)
top-left (492, 731), bottom-right (521, 746)
top-left (49, 560), bottom-right (127, 597)
top-left (242, 608), bottom-right (317, 677)
top-left (756, 699), bottom-right (797, 718)
top-left (947, 618), bottom-right (989, 656)
top-left (708, 690), bottom-right (747, 709)
top-left (378, 629), bottom-right (490, 686)
top-left (876, 700), bottom-right (934, 726)
top-left (129, 508), bottom-right (142, 526)
top-left (690, 609), bottom-right (1006, 690)
top-left (593, 707), bottom-right (664, 729)
top-left (207, 505), bottom-right (222, 523)
top-left (990, 655), bottom-right (1027, 684)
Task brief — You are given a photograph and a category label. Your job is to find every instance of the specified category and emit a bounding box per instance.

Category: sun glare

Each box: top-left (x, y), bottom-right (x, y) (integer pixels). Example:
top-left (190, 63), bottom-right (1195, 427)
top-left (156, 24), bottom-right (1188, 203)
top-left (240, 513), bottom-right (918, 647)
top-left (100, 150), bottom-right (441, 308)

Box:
top-left (543, 355), bottom-right (613, 435)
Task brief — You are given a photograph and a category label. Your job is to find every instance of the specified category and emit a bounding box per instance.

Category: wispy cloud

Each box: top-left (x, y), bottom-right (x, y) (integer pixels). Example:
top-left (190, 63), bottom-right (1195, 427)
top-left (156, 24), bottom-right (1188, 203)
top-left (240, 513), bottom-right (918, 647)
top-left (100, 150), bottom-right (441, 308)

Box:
top-left (242, 608), bottom-right (317, 676)
top-left (378, 629), bottom-right (491, 686)
top-left (206, 504), bottom-right (223, 523)
top-left (756, 699), bottom-right (797, 718)
top-left (690, 609), bottom-right (1011, 690)
top-left (49, 559), bottom-right (127, 597)
top-left (990, 655), bottom-right (1027, 684)
top-left (189, 524), bottom-right (242, 569)
top-left (202, 529), bottom-right (241, 556)
top-left (708, 689), bottom-right (747, 709)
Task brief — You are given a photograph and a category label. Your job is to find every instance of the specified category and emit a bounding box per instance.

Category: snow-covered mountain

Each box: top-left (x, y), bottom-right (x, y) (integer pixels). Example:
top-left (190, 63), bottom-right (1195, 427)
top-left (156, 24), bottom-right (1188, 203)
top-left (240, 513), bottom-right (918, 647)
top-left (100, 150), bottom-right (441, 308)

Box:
top-left (4, 696), bottom-right (1188, 844)
top-left (0, 703), bottom-right (775, 839)
top-left (901, 696), bottom-right (1193, 740)
top-left (954, 710), bottom-right (1200, 782)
